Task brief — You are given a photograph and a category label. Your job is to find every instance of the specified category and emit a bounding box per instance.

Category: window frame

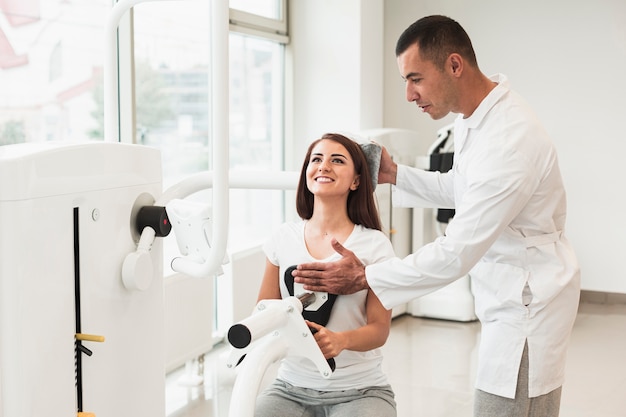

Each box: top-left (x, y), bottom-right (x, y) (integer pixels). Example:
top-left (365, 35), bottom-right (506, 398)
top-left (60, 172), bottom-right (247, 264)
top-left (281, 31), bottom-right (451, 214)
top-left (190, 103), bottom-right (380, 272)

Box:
top-left (229, 3), bottom-right (288, 44)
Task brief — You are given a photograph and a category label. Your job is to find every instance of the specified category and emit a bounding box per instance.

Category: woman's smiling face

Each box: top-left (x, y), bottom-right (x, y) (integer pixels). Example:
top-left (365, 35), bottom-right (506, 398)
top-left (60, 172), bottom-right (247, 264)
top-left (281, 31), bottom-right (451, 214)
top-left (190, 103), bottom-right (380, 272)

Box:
top-left (306, 139), bottom-right (360, 198)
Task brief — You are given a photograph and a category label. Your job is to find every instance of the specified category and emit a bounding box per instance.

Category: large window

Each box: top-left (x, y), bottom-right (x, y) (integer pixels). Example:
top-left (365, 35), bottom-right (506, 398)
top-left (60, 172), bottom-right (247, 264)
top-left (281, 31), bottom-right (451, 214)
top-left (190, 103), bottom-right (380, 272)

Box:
top-left (132, 0), bottom-right (287, 262)
top-left (0, 0), bottom-right (109, 145)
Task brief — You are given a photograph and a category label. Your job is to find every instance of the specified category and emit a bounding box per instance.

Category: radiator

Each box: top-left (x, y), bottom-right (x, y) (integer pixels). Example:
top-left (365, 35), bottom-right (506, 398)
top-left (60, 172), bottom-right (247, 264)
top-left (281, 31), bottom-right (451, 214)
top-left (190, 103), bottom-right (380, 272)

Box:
top-left (215, 244), bottom-right (266, 333)
top-left (164, 273), bottom-right (214, 373)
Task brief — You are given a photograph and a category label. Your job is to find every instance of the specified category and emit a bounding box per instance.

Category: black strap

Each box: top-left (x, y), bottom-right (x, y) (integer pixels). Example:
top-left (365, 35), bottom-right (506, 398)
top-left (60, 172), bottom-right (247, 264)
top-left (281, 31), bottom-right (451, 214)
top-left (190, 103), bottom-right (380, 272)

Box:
top-left (284, 265), bottom-right (337, 326)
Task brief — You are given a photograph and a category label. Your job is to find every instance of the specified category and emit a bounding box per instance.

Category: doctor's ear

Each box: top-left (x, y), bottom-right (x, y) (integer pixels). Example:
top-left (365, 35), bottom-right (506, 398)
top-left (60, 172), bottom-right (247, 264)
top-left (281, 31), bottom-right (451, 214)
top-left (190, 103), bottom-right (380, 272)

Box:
top-left (448, 53), bottom-right (463, 76)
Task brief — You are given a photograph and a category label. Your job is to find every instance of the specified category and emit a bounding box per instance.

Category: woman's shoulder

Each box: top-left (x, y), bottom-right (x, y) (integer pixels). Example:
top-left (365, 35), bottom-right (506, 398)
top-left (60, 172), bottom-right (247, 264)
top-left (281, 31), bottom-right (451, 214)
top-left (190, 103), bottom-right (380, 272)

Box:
top-left (264, 220), bottom-right (306, 261)
top-left (353, 224), bottom-right (389, 240)
top-left (347, 226), bottom-right (395, 265)
top-left (272, 219), bottom-right (305, 236)
top-left (350, 225), bottom-right (394, 253)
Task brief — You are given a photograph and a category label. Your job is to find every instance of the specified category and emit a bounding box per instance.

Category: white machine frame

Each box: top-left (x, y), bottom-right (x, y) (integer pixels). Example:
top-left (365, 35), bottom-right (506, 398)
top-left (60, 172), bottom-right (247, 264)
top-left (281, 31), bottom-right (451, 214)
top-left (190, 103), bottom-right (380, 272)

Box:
top-left (225, 296), bottom-right (334, 417)
top-left (0, 142), bottom-right (165, 417)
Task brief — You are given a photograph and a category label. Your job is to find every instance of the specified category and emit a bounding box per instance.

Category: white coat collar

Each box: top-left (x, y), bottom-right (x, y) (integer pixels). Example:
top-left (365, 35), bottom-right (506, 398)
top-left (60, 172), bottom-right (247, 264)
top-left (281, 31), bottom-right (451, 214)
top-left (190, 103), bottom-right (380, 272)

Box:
top-left (454, 74), bottom-right (509, 150)
top-left (458, 73), bottom-right (509, 129)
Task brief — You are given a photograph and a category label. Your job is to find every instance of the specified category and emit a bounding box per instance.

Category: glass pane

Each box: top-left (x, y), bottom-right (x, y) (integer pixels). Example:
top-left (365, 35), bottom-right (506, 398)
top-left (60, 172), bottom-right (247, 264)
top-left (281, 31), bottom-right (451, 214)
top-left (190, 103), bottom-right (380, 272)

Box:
top-left (133, 1), bottom-right (210, 187)
top-left (229, 0), bottom-right (282, 20)
top-left (229, 33), bottom-right (285, 250)
top-left (0, 0), bottom-right (109, 145)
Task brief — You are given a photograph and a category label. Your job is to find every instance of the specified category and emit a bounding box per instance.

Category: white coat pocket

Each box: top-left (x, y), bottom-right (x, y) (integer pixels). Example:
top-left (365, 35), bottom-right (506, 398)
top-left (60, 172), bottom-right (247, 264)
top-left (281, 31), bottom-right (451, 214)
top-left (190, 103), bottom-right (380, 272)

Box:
top-left (470, 261), bottom-right (529, 322)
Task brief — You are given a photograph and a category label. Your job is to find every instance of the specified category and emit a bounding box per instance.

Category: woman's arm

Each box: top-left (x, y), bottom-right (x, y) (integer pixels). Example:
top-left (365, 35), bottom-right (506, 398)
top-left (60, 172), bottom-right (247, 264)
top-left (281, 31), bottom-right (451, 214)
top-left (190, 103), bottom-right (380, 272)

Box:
top-left (307, 290), bottom-right (391, 358)
top-left (256, 258), bottom-right (281, 301)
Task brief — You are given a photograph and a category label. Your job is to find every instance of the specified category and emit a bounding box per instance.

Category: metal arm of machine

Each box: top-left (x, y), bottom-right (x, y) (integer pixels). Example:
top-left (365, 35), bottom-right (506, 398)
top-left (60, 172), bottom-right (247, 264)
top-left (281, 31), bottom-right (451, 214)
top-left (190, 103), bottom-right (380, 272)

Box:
top-left (163, 172), bottom-right (300, 278)
top-left (121, 171), bottom-right (298, 289)
top-left (105, 0), bottom-right (232, 281)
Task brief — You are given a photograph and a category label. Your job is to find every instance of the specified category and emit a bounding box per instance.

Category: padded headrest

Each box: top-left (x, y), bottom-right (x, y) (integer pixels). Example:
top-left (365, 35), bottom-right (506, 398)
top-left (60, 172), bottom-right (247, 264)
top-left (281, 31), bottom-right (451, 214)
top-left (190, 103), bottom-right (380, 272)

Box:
top-left (359, 141), bottom-right (382, 190)
top-left (335, 131), bottom-right (382, 190)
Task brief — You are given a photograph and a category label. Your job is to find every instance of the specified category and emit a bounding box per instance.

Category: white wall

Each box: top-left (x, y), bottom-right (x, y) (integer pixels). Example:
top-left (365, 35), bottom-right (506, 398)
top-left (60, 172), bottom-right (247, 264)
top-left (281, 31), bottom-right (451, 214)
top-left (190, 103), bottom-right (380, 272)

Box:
top-left (383, 0), bottom-right (626, 293)
top-left (287, 0), bottom-right (384, 170)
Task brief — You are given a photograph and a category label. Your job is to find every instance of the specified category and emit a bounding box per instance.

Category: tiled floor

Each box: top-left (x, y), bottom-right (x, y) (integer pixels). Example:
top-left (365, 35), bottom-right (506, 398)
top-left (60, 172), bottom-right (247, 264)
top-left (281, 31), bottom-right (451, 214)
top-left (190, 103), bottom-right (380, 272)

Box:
top-left (165, 301), bottom-right (626, 417)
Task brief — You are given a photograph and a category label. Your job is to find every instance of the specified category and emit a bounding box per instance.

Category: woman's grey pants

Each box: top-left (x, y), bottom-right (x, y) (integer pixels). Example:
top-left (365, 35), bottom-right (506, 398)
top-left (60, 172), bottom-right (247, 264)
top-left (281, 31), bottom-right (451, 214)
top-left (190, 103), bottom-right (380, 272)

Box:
top-left (254, 379), bottom-right (396, 417)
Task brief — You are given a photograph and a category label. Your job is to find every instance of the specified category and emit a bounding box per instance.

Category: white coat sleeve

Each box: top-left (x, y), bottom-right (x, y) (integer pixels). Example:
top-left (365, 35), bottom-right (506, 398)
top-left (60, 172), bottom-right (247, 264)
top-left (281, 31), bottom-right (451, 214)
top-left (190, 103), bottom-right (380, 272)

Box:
top-left (391, 164), bottom-right (456, 209)
top-left (367, 138), bottom-right (539, 310)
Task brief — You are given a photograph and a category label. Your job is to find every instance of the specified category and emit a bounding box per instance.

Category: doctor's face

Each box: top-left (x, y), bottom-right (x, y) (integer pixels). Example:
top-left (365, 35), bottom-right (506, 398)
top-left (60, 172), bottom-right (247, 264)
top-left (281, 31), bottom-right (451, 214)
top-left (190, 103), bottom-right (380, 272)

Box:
top-left (397, 43), bottom-right (457, 120)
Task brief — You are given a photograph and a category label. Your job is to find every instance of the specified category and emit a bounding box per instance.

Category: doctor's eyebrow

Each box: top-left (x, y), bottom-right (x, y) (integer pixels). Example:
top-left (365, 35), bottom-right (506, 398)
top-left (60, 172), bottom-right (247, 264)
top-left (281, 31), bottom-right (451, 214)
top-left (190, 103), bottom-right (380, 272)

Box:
top-left (403, 71), bottom-right (422, 80)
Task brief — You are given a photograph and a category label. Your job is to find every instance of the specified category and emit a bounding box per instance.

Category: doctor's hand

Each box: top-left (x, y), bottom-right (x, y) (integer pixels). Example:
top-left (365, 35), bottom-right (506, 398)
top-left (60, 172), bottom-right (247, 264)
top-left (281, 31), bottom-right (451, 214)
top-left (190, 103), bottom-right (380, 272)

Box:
top-left (293, 239), bottom-right (368, 295)
top-left (377, 146), bottom-right (398, 185)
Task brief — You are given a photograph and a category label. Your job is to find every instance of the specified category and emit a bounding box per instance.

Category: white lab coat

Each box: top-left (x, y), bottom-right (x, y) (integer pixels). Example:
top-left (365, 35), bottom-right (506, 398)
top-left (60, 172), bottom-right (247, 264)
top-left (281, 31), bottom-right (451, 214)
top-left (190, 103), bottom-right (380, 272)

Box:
top-left (367, 74), bottom-right (580, 399)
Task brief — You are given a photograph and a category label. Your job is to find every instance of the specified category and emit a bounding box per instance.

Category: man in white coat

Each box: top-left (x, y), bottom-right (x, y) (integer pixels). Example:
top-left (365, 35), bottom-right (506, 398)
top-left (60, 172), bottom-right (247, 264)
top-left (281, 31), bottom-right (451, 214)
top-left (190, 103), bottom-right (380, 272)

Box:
top-left (293, 15), bottom-right (580, 417)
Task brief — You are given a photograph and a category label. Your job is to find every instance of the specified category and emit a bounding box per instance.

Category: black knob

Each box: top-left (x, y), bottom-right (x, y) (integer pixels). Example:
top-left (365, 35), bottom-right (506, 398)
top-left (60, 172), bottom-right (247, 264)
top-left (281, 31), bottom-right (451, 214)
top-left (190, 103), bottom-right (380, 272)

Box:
top-left (136, 206), bottom-right (171, 237)
top-left (228, 323), bottom-right (252, 349)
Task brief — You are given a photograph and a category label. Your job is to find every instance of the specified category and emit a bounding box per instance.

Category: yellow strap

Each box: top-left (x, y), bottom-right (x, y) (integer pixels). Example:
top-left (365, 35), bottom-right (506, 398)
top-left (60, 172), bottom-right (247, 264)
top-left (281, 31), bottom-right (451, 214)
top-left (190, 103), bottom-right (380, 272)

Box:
top-left (77, 412), bottom-right (96, 417)
top-left (75, 333), bottom-right (105, 343)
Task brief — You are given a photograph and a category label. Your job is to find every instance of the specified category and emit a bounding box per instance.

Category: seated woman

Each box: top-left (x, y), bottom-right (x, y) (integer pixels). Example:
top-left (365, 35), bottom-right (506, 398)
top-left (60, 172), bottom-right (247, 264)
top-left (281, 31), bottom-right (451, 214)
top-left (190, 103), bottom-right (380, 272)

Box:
top-left (255, 133), bottom-right (397, 417)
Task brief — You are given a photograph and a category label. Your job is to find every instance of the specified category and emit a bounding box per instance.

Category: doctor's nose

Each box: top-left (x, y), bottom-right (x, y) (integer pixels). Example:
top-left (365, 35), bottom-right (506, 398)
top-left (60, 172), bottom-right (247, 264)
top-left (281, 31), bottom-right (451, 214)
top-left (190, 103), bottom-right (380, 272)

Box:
top-left (406, 84), bottom-right (419, 102)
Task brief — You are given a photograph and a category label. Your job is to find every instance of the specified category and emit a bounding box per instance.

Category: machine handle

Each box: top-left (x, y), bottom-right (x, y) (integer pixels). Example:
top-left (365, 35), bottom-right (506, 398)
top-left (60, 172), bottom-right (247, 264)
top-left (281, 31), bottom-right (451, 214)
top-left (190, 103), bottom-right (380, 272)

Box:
top-left (227, 299), bottom-right (294, 349)
top-left (327, 357), bottom-right (336, 372)
top-left (308, 326), bottom-right (336, 373)
top-left (297, 292), bottom-right (316, 309)
top-left (228, 323), bottom-right (252, 349)
top-left (136, 206), bottom-right (171, 237)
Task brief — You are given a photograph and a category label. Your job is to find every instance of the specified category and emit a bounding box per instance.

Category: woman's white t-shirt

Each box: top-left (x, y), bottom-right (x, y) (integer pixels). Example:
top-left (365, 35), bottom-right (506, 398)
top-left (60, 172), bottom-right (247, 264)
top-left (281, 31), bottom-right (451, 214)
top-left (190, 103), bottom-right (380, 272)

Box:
top-left (263, 220), bottom-right (395, 391)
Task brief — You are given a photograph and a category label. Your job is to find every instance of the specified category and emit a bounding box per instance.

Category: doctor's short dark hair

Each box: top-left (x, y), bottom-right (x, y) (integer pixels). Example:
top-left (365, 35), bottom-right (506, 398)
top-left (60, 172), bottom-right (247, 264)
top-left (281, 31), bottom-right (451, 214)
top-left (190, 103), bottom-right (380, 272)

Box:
top-left (396, 15), bottom-right (478, 70)
top-left (296, 133), bottom-right (382, 232)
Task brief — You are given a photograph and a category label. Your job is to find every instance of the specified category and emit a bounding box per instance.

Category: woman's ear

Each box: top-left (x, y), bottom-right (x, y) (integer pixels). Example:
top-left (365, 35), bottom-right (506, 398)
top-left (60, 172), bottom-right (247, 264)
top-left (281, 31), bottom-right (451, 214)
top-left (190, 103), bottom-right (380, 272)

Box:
top-left (351, 175), bottom-right (361, 190)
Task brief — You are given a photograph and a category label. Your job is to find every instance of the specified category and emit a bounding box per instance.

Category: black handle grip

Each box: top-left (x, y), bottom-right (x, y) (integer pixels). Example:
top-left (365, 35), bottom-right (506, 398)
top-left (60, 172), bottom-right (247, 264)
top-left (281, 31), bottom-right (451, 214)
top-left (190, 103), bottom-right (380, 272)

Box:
top-left (228, 323), bottom-right (252, 349)
top-left (136, 206), bottom-right (171, 237)
top-left (327, 357), bottom-right (336, 372)
top-left (310, 326), bottom-right (336, 374)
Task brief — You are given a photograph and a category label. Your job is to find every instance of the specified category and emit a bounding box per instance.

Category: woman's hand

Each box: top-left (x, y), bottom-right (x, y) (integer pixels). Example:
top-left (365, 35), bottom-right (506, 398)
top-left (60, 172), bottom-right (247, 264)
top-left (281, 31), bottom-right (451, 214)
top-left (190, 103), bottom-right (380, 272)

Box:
top-left (306, 320), bottom-right (345, 359)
